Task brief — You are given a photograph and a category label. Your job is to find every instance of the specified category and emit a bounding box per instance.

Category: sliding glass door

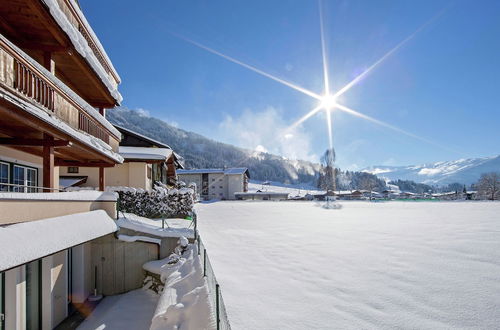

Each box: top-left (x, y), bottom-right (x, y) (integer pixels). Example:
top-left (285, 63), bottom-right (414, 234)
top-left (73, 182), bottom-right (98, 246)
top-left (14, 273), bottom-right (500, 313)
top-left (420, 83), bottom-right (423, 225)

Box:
top-left (26, 261), bottom-right (41, 330)
top-left (0, 163), bottom-right (8, 192)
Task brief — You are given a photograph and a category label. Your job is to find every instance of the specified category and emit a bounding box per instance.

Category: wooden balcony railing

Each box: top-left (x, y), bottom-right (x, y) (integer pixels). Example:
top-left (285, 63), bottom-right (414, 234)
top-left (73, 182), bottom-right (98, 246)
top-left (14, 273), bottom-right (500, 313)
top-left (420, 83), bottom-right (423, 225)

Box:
top-left (14, 59), bottom-right (55, 112)
top-left (0, 35), bottom-right (117, 146)
top-left (57, 0), bottom-right (118, 83)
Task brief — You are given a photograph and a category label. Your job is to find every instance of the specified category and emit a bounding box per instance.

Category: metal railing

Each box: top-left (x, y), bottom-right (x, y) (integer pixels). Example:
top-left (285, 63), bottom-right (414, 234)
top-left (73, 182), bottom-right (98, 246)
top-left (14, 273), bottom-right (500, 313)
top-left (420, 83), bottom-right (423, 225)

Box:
top-left (197, 235), bottom-right (231, 330)
top-left (0, 182), bottom-right (64, 193)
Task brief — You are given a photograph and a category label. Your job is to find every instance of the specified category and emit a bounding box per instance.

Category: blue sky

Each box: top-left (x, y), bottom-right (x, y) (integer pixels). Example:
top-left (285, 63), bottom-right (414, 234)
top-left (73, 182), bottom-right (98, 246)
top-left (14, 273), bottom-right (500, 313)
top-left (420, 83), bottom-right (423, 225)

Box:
top-left (82, 0), bottom-right (500, 169)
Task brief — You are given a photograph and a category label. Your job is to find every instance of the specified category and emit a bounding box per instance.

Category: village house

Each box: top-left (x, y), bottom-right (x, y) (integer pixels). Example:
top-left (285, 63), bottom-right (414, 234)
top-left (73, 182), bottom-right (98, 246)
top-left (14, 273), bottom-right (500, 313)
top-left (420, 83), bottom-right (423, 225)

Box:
top-left (0, 1), bottom-right (166, 329)
top-left (60, 125), bottom-right (183, 191)
top-left (177, 167), bottom-right (250, 200)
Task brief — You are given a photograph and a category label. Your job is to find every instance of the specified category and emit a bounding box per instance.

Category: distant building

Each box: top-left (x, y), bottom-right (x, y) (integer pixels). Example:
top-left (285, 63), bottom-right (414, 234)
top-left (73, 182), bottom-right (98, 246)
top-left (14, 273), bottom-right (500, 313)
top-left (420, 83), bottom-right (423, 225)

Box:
top-left (177, 168), bottom-right (250, 200)
top-left (235, 191), bottom-right (289, 201)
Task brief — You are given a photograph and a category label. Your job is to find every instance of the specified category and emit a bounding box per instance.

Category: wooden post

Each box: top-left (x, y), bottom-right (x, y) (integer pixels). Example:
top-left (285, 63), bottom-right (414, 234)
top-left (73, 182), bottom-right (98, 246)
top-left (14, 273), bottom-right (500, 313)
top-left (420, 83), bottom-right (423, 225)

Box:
top-left (99, 167), bottom-right (105, 191)
top-left (98, 107), bottom-right (106, 117)
top-left (42, 134), bottom-right (54, 192)
top-left (43, 52), bottom-right (55, 73)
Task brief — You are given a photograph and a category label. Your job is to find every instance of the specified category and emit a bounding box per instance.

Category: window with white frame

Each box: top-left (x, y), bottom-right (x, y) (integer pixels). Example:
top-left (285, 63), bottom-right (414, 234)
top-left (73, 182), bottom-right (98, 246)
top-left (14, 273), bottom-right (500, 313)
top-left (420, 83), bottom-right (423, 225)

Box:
top-left (13, 164), bottom-right (37, 192)
top-left (0, 162), bottom-right (8, 192)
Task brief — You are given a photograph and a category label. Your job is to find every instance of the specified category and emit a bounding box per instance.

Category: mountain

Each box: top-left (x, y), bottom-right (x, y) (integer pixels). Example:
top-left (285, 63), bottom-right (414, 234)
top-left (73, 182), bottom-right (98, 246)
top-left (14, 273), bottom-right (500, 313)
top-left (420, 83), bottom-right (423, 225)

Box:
top-left (363, 156), bottom-right (500, 186)
top-left (107, 108), bottom-right (321, 184)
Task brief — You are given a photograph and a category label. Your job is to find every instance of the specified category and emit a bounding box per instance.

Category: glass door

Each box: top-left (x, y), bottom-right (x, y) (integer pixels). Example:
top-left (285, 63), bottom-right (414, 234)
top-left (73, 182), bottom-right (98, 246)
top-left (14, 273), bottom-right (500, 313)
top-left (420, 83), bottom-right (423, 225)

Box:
top-left (0, 163), bottom-right (8, 192)
top-left (13, 165), bottom-right (38, 192)
top-left (26, 261), bottom-right (41, 330)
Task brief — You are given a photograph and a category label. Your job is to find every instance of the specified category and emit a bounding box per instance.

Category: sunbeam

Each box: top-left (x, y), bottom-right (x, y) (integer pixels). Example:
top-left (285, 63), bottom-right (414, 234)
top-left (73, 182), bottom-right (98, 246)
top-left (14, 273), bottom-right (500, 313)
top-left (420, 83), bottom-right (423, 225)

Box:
top-left (325, 108), bottom-right (334, 151)
top-left (169, 32), bottom-right (322, 100)
top-left (332, 8), bottom-right (447, 99)
top-left (289, 105), bottom-right (324, 129)
top-left (333, 103), bottom-right (460, 153)
top-left (319, 0), bottom-right (330, 96)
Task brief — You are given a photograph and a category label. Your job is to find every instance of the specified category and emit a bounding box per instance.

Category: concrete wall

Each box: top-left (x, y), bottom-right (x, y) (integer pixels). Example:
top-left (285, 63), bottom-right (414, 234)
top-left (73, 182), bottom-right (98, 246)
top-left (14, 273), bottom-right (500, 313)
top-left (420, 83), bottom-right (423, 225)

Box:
top-left (0, 200), bottom-right (116, 225)
top-left (90, 234), bottom-right (158, 296)
top-left (227, 174), bottom-right (244, 200)
top-left (90, 232), bottom-right (182, 296)
top-left (61, 162), bottom-right (152, 191)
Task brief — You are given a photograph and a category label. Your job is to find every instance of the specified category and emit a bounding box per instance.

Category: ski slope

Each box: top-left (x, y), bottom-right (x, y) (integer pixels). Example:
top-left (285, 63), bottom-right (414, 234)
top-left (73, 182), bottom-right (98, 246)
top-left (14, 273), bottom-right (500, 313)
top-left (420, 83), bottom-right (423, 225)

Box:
top-left (196, 201), bottom-right (500, 330)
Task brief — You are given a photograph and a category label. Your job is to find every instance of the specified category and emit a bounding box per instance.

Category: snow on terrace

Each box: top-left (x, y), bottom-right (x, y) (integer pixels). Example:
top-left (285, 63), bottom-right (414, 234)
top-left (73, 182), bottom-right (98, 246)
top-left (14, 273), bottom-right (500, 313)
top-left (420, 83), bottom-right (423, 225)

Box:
top-left (117, 213), bottom-right (194, 239)
top-left (196, 201), bottom-right (500, 330)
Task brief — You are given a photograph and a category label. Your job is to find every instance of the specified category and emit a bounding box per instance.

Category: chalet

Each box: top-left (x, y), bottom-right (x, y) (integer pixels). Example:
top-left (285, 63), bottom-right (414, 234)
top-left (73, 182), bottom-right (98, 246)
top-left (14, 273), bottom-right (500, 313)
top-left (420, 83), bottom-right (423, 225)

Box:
top-left (177, 168), bottom-right (250, 200)
top-left (60, 125), bottom-right (183, 190)
top-left (0, 1), bottom-right (132, 328)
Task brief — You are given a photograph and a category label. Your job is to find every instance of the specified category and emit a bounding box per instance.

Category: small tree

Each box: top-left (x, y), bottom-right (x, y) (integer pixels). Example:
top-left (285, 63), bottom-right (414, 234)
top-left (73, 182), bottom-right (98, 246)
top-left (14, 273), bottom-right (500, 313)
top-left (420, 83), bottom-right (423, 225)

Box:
top-left (318, 148), bottom-right (336, 192)
top-left (359, 175), bottom-right (378, 200)
top-left (477, 172), bottom-right (500, 200)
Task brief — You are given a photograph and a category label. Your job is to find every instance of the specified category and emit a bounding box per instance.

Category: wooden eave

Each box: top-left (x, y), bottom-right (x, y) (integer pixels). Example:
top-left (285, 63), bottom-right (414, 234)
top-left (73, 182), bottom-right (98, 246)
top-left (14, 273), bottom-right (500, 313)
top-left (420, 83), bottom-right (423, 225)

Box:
top-left (0, 97), bottom-right (118, 166)
top-left (0, 0), bottom-right (118, 108)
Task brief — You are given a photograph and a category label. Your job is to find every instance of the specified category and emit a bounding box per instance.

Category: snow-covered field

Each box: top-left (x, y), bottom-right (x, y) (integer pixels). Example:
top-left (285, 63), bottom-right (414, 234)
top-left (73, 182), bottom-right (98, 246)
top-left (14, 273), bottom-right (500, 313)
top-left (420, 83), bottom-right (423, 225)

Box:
top-left (196, 201), bottom-right (500, 330)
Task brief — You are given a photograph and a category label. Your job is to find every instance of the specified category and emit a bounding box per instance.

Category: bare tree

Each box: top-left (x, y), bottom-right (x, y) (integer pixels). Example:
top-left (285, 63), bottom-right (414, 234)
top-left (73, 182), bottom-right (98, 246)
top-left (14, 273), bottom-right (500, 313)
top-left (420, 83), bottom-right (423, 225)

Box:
top-left (359, 175), bottom-right (378, 200)
top-left (319, 148), bottom-right (336, 192)
top-left (477, 172), bottom-right (500, 200)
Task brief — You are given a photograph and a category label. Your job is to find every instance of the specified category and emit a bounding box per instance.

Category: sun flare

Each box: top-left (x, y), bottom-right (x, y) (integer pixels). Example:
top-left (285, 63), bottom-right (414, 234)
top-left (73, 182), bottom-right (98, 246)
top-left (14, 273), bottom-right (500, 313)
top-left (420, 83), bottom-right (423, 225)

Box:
top-left (320, 94), bottom-right (337, 111)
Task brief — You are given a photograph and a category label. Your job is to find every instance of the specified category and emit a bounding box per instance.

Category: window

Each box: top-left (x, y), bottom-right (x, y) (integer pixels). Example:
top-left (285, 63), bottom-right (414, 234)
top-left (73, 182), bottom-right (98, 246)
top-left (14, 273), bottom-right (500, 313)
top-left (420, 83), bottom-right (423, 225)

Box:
top-left (68, 167), bottom-right (79, 173)
top-left (0, 162), bottom-right (8, 192)
top-left (212, 178), bottom-right (215, 182)
top-left (211, 186), bottom-right (215, 189)
top-left (13, 165), bottom-right (37, 192)
top-left (220, 186), bottom-right (223, 189)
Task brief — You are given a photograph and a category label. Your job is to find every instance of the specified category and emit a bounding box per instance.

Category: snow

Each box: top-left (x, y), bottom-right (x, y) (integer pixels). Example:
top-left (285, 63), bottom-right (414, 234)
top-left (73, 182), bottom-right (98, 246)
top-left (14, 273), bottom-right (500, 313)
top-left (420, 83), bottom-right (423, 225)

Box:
top-left (0, 34), bottom-right (121, 139)
top-left (0, 191), bottom-right (117, 201)
top-left (117, 213), bottom-right (194, 238)
top-left (119, 146), bottom-right (173, 160)
top-left (196, 201), bottom-right (500, 330)
top-left (79, 244), bottom-right (215, 330)
top-left (41, 0), bottom-right (123, 104)
top-left (0, 210), bottom-right (117, 271)
top-left (118, 234), bottom-right (162, 245)
top-left (77, 288), bottom-right (158, 330)
top-left (0, 88), bottom-right (123, 163)
top-left (178, 167), bottom-right (248, 176)
top-left (150, 245), bottom-right (216, 330)
top-left (248, 181), bottom-right (324, 197)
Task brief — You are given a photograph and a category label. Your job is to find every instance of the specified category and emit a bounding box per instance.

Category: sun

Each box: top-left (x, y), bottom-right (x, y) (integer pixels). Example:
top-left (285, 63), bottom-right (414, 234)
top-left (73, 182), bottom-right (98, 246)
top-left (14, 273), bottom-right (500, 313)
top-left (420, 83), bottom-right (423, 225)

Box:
top-left (320, 94), bottom-right (337, 111)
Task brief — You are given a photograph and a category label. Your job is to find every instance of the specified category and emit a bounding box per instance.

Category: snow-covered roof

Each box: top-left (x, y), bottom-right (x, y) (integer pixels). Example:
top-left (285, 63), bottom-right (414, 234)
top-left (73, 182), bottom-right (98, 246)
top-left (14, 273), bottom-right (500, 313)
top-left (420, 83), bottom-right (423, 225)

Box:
top-left (114, 125), bottom-right (172, 149)
top-left (41, 0), bottom-right (122, 104)
top-left (59, 176), bottom-right (87, 188)
top-left (0, 210), bottom-right (118, 271)
top-left (178, 167), bottom-right (250, 177)
top-left (119, 147), bottom-right (173, 161)
top-left (0, 33), bottom-right (121, 139)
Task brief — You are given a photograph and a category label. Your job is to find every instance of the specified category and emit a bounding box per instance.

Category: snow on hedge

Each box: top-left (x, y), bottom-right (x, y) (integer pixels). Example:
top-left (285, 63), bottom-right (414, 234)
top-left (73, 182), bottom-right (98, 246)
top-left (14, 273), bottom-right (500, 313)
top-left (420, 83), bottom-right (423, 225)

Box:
top-left (112, 184), bottom-right (196, 218)
top-left (197, 201), bottom-right (500, 329)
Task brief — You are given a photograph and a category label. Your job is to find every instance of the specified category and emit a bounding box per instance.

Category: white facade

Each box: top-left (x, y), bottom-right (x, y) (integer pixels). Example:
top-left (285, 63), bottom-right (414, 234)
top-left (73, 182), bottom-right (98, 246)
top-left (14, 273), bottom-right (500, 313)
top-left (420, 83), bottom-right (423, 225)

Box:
top-left (177, 168), bottom-right (249, 200)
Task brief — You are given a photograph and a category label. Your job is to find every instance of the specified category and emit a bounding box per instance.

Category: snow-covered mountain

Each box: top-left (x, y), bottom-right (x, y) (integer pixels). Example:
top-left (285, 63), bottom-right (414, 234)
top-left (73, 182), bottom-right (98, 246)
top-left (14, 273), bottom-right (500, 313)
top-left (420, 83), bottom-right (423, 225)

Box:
top-left (107, 108), bottom-right (321, 184)
top-left (363, 155), bottom-right (500, 185)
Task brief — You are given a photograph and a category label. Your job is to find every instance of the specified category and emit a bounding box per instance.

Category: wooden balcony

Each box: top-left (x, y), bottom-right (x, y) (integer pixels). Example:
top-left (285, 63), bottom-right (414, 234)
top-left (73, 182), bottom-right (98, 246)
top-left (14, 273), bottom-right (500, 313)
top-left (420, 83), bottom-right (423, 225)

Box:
top-left (0, 34), bottom-right (119, 149)
top-left (0, 0), bottom-right (121, 107)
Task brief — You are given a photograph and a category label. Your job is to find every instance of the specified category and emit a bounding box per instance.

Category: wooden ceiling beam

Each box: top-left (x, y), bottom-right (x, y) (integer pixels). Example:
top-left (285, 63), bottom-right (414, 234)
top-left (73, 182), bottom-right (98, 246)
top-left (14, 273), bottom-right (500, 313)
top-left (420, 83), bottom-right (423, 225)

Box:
top-left (55, 160), bottom-right (115, 167)
top-left (0, 138), bottom-right (71, 147)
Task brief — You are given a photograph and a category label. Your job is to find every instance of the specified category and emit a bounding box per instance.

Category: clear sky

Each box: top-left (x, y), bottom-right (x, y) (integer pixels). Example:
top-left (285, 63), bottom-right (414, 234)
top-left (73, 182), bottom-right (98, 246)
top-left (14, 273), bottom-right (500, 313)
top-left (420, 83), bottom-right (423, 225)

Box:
top-left (81, 0), bottom-right (500, 169)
